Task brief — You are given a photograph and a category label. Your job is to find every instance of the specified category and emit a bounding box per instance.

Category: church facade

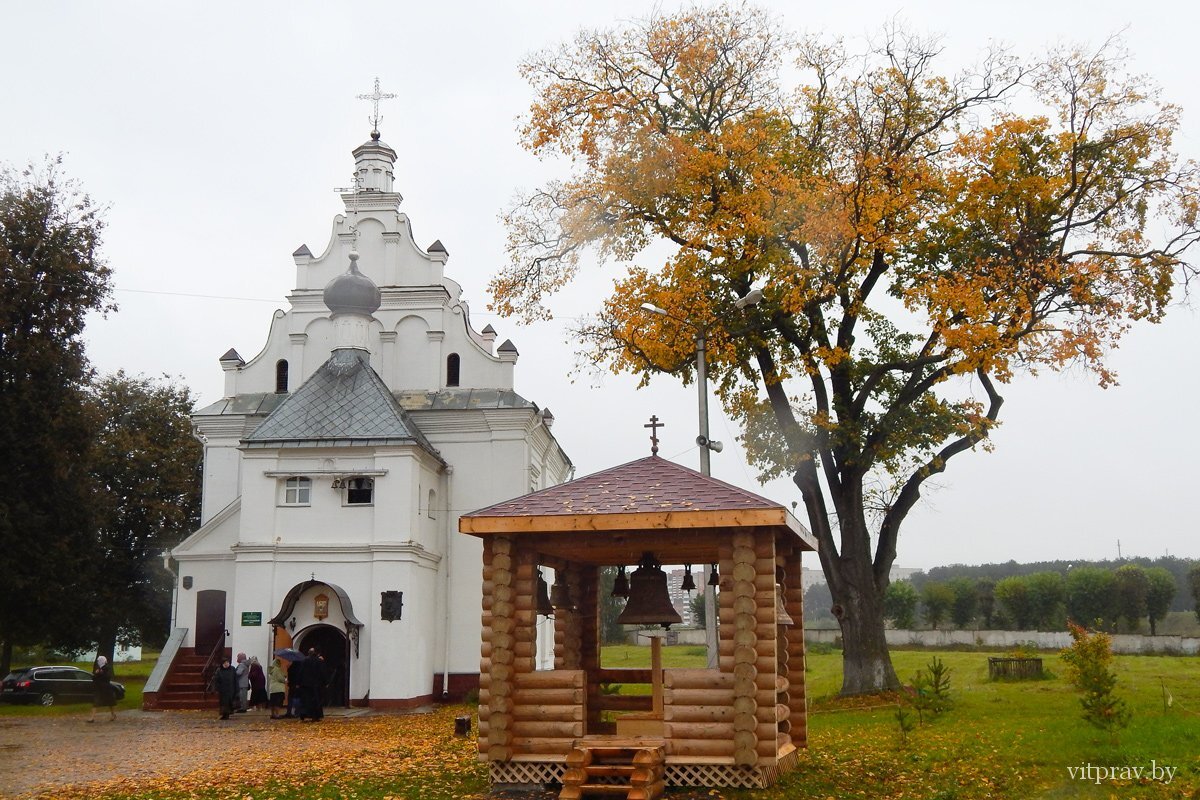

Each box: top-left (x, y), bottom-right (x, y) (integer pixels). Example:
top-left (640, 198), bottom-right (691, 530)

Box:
top-left (170, 129), bottom-right (572, 707)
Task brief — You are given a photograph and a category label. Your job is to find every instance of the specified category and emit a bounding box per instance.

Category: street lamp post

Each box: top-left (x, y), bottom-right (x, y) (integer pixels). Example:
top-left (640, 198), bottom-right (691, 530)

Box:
top-left (640, 290), bottom-right (760, 668)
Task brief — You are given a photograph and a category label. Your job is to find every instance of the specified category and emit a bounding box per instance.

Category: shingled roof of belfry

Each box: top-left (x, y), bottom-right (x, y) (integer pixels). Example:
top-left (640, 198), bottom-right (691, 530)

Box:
top-left (465, 455), bottom-right (783, 517)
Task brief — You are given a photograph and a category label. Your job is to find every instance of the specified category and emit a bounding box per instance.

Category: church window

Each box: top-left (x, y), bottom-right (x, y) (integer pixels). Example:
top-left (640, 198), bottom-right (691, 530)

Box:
top-left (427, 489), bottom-right (437, 519)
top-left (275, 360), bottom-right (289, 393)
top-left (283, 477), bottom-right (311, 505)
top-left (346, 477), bottom-right (374, 505)
top-left (446, 353), bottom-right (460, 387)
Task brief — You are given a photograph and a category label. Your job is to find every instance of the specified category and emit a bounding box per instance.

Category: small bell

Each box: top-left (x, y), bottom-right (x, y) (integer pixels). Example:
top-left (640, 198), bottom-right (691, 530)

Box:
top-left (775, 584), bottom-right (795, 626)
top-left (616, 552), bottom-right (683, 629)
top-left (680, 564), bottom-right (696, 593)
top-left (535, 570), bottom-right (554, 617)
top-left (775, 567), bottom-right (794, 626)
top-left (612, 566), bottom-right (629, 598)
top-left (708, 563), bottom-right (719, 587)
top-left (550, 571), bottom-right (573, 610)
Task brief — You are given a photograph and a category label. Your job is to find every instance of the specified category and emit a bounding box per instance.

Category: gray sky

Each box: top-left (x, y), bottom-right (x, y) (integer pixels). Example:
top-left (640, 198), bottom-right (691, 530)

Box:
top-left (2, 1), bottom-right (1196, 570)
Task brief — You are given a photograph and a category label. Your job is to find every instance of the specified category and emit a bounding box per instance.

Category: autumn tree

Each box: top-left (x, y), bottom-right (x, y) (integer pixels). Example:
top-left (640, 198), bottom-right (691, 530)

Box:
top-left (1143, 566), bottom-right (1176, 636)
top-left (883, 580), bottom-right (918, 629)
top-left (0, 159), bottom-right (113, 676)
top-left (494, 6), bottom-right (1199, 693)
top-left (1026, 571), bottom-right (1066, 630)
top-left (1113, 564), bottom-right (1150, 631)
top-left (1066, 566), bottom-right (1117, 629)
top-left (1190, 563), bottom-right (1200, 624)
top-left (948, 578), bottom-right (978, 629)
top-left (995, 576), bottom-right (1035, 630)
top-left (84, 372), bottom-right (201, 662)
top-left (976, 577), bottom-right (996, 628)
top-left (920, 582), bottom-right (954, 629)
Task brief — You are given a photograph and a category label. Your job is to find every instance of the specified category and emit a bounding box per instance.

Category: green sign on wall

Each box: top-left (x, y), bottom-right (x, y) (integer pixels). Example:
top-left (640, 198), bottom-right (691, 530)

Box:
top-left (241, 612), bottom-right (262, 626)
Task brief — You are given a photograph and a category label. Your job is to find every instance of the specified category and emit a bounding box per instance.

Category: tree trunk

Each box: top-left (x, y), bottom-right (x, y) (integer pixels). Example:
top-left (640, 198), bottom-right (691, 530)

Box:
top-left (0, 639), bottom-right (11, 678)
top-left (97, 629), bottom-right (117, 670)
top-left (828, 566), bottom-right (900, 695)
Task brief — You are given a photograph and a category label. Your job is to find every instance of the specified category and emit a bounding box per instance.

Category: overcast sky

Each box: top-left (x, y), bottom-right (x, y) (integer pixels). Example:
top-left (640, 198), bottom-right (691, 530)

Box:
top-left (2, 1), bottom-right (1196, 571)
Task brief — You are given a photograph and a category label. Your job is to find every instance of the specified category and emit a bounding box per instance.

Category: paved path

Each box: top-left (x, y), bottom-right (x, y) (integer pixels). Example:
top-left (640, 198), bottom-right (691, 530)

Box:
top-left (0, 707), bottom-right (375, 799)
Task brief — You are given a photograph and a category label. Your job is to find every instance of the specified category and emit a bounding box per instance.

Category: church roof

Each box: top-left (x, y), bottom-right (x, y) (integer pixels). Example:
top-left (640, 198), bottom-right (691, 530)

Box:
top-left (243, 349), bottom-right (439, 456)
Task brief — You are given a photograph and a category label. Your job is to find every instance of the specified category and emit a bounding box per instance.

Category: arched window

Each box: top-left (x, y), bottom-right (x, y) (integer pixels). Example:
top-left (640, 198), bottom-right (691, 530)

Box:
top-left (428, 489), bottom-right (437, 519)
top-left (446, 353), bottom-right (460, 387)
top-left (275, 360), bottom-right (289, 393)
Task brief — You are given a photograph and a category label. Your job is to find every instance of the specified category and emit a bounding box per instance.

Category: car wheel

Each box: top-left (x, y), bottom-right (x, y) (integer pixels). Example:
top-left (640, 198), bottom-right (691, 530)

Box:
top-left (39, 692), bottom-right (55, 706)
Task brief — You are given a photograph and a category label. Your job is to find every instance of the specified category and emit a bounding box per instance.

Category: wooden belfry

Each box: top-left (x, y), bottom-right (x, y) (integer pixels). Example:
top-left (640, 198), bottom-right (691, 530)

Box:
top-left (460, 454), bottom-right (817, 795)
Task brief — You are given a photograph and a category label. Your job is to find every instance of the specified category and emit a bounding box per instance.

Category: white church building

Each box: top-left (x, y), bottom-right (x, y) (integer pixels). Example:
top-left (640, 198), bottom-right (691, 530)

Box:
top-left (167, 125), bottom-right (572, 708)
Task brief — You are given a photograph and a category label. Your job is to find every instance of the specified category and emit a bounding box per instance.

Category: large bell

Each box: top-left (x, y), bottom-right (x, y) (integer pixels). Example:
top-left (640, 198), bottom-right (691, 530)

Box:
top-left (550, 571), bottom-right (573, 610)
top-left (536, 570), bottom-right (554, 617)
top-left (616, 552), bottom-right (683, 629)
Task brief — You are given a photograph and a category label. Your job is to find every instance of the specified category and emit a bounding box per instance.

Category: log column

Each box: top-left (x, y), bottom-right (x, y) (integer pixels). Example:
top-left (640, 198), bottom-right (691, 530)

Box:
top-left (555, 562), bottom-right (584, 671)
top-left (486, 535), bottom-right (515, 761)
top-left (478, 538), bottom-right (494, 757)
top-left (752, 534), bottom-right (779, 764)
top-left (728, 530), bottom-right (759, 767)
top-left (783, 546), bottom-right (806, 747)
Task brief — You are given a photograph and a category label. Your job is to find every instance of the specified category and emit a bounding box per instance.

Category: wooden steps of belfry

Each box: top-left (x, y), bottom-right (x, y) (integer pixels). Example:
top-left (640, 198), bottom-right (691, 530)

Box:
top-left (559, 738), bottom-right (666, 800)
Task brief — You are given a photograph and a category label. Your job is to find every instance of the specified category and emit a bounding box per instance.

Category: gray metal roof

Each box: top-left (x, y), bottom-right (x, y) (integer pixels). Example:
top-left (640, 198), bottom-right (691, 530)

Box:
top-left (194, 392), bottom-right (287, 418)
top-left (394, 388), bottom-right (536, 411)
top-left (243, 350), bottom-right (439, 456)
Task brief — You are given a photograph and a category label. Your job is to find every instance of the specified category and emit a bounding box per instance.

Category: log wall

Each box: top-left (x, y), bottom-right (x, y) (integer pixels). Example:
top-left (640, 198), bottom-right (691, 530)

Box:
top-left (783, 544), bottom-right (806, 747)
top-left (662, 669), bottom-right (737, 760)
top-left (510, 669), bottom-right (586, 756)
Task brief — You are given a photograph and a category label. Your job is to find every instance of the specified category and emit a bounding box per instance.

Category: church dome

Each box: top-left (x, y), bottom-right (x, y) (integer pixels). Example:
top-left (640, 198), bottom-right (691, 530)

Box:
top-left (323, 251), bottom-right (381, 316)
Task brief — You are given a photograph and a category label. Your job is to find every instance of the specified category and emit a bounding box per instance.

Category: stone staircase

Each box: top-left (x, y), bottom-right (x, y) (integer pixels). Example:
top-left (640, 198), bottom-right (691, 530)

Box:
top-left (148, 651), bottom-right (225, 710)
top-left (559, 739), bottom-right (666, 800)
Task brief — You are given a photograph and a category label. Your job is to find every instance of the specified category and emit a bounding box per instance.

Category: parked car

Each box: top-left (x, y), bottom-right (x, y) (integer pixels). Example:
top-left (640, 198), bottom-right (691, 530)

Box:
top-left (0, 666), bottom-right (126, 706)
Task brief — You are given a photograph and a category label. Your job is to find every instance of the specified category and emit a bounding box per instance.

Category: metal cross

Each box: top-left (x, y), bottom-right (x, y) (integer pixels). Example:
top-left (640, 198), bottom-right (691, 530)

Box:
top-left (356, 77), bottom-right (397, 134)
top-left (644, 415), bottom-right (665, 455)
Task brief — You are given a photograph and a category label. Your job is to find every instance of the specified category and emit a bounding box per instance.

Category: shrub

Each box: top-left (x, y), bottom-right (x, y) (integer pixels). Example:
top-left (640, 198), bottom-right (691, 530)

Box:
top-left (1060, 622), bottom-right (1131, 742)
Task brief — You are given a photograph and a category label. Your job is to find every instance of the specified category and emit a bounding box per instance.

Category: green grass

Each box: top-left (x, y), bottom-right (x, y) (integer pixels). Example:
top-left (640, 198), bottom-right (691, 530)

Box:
top-left (0, 655), bottom-right (155, 717)
top-left (12, 646), bottom-right (1200, 798)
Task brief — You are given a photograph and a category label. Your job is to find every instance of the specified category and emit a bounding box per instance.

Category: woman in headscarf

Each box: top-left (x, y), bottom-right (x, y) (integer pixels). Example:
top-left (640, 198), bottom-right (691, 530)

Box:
top-left (88, 656), bottom-right (116, 722)
top-left (248, 656), bottom-right (267, 710)
top-left (234, 652), bottom-right (250, 712)
top-left (213, 657), bottom-right (238, 720)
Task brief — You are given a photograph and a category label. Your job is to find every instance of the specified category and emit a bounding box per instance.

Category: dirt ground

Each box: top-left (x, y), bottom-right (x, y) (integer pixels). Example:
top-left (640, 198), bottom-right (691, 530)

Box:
top-left (0, 707), bottom-right (381, 799)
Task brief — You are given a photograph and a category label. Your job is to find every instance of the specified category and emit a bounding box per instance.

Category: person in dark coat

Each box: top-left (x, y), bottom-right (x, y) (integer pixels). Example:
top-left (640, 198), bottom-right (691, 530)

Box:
top-left (248, 656), bottom-right (267, 709)
top-left (286, 658), bottom-right (302, 718)
top-left (213, 658), bottom-right (238, 720)
top-left (88, 656), bottom-right (116, 722)
top-left (297, 648), bottom-right (325, 721)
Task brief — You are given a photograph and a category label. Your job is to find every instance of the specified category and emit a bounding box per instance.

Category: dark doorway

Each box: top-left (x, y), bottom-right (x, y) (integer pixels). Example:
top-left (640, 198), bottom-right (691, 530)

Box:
top-left (195, 590), bottom-right (227, 656)
top-left (294, 624), bottom-right (349, 707)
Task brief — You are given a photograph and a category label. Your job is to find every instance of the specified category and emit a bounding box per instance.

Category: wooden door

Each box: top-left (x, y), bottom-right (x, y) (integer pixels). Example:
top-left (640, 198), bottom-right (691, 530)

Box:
top-left (195, 590), bottom-right (227, 655)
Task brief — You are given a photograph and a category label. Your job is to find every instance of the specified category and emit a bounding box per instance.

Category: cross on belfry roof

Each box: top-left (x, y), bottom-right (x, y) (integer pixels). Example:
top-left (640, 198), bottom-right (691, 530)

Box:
top-left (644, 415), bottom-right (665, 455)
top-left (356, 77), bottom-right (397, 134)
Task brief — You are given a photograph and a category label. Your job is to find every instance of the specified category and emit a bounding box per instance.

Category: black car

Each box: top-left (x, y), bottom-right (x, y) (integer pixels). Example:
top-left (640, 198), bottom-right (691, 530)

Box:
top-left (0, 666), bottom-right (126, 706)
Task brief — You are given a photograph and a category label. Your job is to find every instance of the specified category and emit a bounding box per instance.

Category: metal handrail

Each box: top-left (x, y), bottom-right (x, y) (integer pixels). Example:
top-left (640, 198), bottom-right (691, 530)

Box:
top-left (201, 629), bottom-right (230, 694)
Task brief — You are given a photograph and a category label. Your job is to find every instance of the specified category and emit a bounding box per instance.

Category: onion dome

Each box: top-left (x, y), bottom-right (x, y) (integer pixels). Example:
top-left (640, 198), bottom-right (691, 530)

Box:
top-left (323, 250), bottom-right (381, 316)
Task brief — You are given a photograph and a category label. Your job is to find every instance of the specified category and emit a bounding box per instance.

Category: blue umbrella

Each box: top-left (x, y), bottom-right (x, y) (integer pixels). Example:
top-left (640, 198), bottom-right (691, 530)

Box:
top-left (274, 647), bottom-right (305, 661)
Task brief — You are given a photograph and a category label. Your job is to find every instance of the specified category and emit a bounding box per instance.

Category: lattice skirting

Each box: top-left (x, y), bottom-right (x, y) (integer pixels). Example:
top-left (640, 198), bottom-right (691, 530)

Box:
top-left (490, 762), bottom-right (565, 785)
top-left (489, 760), bottom-right (797, 790)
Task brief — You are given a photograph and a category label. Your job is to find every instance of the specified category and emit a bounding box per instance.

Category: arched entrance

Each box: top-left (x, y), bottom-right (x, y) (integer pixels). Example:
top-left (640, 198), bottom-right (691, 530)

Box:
top-left (294, 624), bottom-right (350, 707)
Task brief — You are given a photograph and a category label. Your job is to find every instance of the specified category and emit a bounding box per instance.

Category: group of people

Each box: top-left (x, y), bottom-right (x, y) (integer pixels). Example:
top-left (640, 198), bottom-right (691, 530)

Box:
top-left (212, 648), bottom-right (328, 721)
